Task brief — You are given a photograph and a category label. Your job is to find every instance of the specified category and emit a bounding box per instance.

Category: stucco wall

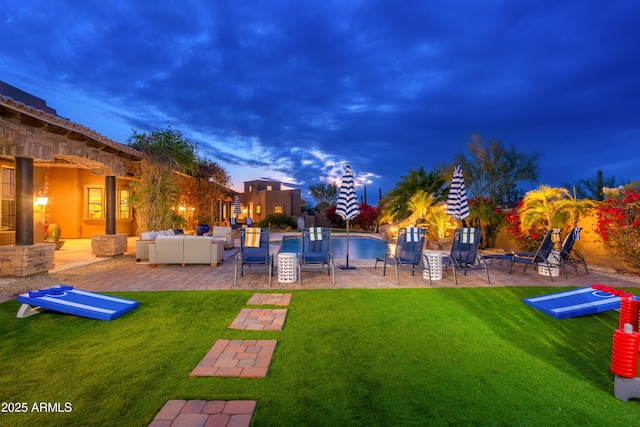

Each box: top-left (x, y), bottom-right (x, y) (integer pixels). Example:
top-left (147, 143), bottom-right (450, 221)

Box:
top-left (493, 209), bottom-right (625, 270)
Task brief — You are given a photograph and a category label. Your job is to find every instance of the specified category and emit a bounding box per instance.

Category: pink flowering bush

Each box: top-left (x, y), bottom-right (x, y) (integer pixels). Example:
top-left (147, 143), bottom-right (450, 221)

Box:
top-left (595, 188), bottom-right (640, 271)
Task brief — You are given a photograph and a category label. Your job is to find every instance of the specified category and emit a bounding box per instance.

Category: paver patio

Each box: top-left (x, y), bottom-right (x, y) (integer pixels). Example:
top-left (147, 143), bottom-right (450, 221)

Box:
top-left (229, 308), bottom-right (288, 331)
top-left (190, 339), bottom-right (277, 378)
top-left (247, 292), bottom-right (292, 306)
top-left (148, 399), bottom-right (256, 427)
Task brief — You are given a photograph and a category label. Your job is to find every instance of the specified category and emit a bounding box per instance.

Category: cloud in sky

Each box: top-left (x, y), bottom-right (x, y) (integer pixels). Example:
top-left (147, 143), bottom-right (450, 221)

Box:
top-left (2, 0), bottom-right (639, 205)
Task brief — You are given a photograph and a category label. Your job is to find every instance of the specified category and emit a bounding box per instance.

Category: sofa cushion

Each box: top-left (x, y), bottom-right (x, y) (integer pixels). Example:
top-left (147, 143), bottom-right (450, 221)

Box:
top-left (141, 231), bottom-right (156, 240)
top-left (212, 226), bottom-right (232, 235)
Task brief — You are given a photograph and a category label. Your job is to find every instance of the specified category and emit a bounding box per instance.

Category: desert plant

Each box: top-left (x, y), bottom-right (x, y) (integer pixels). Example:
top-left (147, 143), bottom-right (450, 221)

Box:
top-left (452, 134), bottom-right (539, 207)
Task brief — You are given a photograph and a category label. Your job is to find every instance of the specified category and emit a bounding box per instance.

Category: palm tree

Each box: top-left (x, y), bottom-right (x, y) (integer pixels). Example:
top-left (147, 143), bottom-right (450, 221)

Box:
top-left (381, 167), bottom-right (447, 223)
top-left (468, 197), bottom-right (502, 248)
top-left (519, 185), bottom-right (572, 233)
top-left (407, 190), bottom-right (435, 222)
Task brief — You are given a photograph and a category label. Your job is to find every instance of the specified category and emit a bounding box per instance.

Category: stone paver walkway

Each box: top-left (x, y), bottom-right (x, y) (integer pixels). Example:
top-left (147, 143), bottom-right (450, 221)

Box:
top-left (190, 339), bottom-right (277, 378)
top-left (229, 308), bottom-right (288, 331)
top-left (247, 293), bottom-right (292, 306)
top-left (148, 399), bottom-right (256, 427)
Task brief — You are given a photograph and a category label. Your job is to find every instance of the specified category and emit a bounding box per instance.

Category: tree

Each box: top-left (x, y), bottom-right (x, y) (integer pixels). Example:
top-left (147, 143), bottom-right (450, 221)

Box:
top-left (128, 127), bottom-right (199, 232)
top-left (180, 159), bottom-right (231, 227)
top-left (381, 167), bottom-right (447, 223)
top-left (562, 171), bottom-right (626, 200)
top-left (468, 197), bottom-right (502, 248)
top-left (519, 185), bottom-right (572, 232)
top-left (309, 182), bottom-right (338, 213)
top-left (453, 134), bottom-right (539, 207)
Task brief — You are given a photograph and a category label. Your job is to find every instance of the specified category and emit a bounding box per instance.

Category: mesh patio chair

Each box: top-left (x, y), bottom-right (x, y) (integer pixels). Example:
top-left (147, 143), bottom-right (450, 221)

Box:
top-left (230, 217), bottom-right (241, 230)
top-left (486, 229), bottom-right (567, 282)
top-left (443, 228), bottom-right (490, 285)
top-left (375, 227), bottom-right (426, 285)
top-left (559, 227), bottom-right (589, 275)
top-left (300, 227), bottom-right (335, 285)
top-left (234, 228), bottom-right (273, 286)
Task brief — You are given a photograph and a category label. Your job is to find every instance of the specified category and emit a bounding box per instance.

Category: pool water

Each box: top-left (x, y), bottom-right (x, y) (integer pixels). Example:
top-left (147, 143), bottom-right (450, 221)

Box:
top-left (280, 235), bottom-right (391, 260)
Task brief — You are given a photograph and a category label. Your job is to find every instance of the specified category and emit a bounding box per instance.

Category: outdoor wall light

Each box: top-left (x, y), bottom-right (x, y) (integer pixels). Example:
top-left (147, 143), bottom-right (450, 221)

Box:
top-left (34, 190), bottom-right (49, 207)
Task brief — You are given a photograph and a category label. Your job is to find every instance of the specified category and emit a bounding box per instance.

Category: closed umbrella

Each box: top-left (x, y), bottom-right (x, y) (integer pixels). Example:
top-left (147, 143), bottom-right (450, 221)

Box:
top-left (336, 164), bottom-right (360, 269)
top-left (446, 164), bottom-right (470, 226)
top-left (234, 195), bottom-right (241, 217)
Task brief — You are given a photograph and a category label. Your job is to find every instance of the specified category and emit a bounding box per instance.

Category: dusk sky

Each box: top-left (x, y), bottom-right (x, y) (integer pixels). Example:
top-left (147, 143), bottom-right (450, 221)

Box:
top-left (2, 1), bottom-right (639, 205)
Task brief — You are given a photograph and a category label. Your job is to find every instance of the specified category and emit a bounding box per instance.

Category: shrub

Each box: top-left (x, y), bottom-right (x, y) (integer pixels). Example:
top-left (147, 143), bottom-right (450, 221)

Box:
top-left (594, 188), bottom-right (640, 271)
top-left (256, 214), bottom-right (297, 230)
top-left (353, 203), bottom-right (380, 232)
top-left (502, 200), bottom-right (546, 252)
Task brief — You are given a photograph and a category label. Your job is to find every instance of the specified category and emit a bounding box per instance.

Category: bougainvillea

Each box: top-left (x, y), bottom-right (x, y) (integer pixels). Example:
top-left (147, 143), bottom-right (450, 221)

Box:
top-left (353, 203), bottom-right (380, 232)
top-left (501, 200), bottom-right (547, 252)
top-left (326, 203), bottom-right (380, 231)
top-left (594, 188), bottom-right (640, 271)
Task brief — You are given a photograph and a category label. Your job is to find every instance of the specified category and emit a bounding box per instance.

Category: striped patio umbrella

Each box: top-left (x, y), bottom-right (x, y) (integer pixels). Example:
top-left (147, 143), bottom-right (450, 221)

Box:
top-left (233, 195), bottom-right (241, 217)
top-left (336, 164), bottom-right (360, 269)
top-left (446, 164), bottom-right (470, 225)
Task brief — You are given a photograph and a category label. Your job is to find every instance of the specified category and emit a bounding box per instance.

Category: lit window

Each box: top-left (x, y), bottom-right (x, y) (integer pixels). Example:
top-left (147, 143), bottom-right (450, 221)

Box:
top-left (119, 189), bottom-right (130, 219)
top-left (248, 185), bottom-right (253, 192)
top-left (274, 204), bottom-right (283, 214)
top-left (87, 188), bottom-right (103, 218)
top-left (266, 185), bottom-right (272, 191)
top-left (1, 167), bottom-right (16, 231)
top-left (256, 205), bottom-right (261, 214)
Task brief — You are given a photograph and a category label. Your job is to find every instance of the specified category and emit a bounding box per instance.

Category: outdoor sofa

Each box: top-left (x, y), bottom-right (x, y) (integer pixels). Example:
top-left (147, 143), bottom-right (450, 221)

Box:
top-left (148, 235), bottom-right (224, 267)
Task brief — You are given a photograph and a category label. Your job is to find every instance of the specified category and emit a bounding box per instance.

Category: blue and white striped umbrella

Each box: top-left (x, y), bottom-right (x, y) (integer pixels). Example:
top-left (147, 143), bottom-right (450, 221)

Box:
top-left (336, 164), bottom-right (360, 220)
top-left (336, 164), bottom-right (360, 269)
top-left (446, 164), bottom-right (470, 221)
top-left (233, 195), bottom-right (241, 217)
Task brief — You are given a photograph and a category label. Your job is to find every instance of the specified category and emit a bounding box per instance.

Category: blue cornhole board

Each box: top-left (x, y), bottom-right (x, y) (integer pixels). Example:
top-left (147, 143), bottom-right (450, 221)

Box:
top-left (524, 286), bottom-right (623, 319)
top-left (16, 285), bottom-right (139, 321)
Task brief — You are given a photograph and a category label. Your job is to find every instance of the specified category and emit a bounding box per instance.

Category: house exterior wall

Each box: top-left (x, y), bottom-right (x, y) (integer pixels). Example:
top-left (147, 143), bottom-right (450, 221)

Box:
top-left (240, 180), bottom-right (302, 223)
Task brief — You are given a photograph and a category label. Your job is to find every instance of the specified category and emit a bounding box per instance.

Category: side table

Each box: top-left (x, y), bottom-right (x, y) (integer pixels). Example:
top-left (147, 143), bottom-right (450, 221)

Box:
top-left (278, 252), bottom-right (298, 283)
top-left (422, 250), bottom-right (443, 281)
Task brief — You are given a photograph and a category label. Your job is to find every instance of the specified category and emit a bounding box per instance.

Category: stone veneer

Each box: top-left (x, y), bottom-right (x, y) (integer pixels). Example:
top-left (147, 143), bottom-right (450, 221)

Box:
top-left (91, 234), bottom-right (128, 257)
top-left (0, 243), bottom-right (55, 276)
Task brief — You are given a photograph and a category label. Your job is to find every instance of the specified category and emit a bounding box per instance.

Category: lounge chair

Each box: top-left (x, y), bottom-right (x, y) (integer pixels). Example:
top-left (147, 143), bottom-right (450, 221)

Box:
top-left (375, 227), bottom-right (426, 285)
top-left (443, 228), bottom-right (490, 285)
top-left (486, 229), bottom-right (567, 282)
top-left (559, 227), bottom-right (589, 275)
top-left (230, 217), bottom-right (241, 230)
top-left (245, 217), bottom-right (254, 227)
top-left (300, 227), bottom-right (335, 285)
top-left (234, 228), bottom-right (273, 286)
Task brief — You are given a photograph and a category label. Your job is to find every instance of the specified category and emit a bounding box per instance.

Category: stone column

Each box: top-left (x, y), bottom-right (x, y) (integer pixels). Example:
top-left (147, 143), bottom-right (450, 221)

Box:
top-left (106, 175), bottom-right (116, 235)
top-left (91, 175), bottom-right (125, 256)
top-left (15, 157), bottom-right (34, 246)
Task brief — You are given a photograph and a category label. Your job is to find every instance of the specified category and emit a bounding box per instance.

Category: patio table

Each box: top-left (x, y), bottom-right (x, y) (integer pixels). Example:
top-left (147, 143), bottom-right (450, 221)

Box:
top-left (422, 249), bottom-right (443, 281)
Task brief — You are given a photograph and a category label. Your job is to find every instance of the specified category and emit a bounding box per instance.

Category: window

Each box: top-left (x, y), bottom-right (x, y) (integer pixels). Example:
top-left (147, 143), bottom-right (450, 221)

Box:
top-left (256, 205), bottom-right (261, 214)
top-left (87, 187), bottom-right (103, 218)
top-left (1, 167), bottom-right (16, 231)
top-left (274, 204), bottom-right (283, 214)
top-left (248, 185), bottom-right (253, 192)
top-left (266, 185), bottom-right (272, 191)
top-left (119, 189), bottom-right (130, 219)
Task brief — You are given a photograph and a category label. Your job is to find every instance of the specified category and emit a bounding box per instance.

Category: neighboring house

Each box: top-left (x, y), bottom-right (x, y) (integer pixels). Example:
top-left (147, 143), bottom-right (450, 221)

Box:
top-left (0, 81), bottom-right (145, 246)
top-left (240, 180), bottom-right (302, 224)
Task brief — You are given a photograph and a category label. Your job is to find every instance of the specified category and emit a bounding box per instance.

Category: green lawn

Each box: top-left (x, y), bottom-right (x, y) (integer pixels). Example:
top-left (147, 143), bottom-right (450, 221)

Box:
top-left (1, 288), bottom-right (640, 426)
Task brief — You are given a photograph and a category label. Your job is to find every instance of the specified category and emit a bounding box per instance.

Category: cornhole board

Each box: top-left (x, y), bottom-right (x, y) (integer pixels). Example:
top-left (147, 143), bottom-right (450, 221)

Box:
top-left (16, 285), bottom-right (139, 321)
top-left (523, 285), bottom-right (631, 319)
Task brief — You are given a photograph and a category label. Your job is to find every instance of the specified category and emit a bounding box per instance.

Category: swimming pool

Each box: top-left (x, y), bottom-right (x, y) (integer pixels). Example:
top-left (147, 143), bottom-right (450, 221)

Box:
top-left (280, 235), bottom-right (391, 260)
